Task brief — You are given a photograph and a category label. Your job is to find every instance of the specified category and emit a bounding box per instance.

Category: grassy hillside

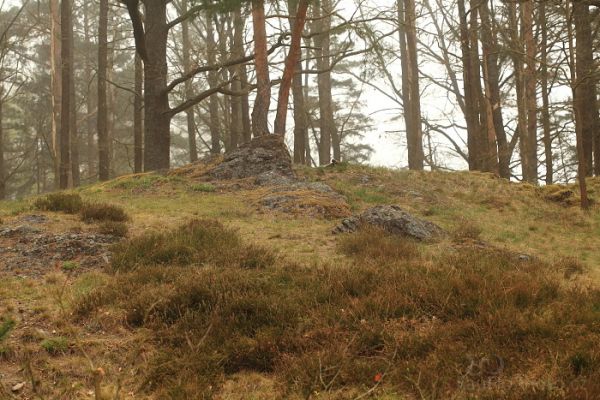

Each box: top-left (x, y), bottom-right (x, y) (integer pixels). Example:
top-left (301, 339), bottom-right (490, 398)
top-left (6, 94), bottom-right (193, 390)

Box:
top-left (1, 165), bottom-right (599, 399)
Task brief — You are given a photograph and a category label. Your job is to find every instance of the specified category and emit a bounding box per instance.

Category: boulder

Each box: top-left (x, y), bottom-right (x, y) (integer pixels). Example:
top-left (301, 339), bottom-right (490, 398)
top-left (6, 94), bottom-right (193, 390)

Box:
top-left (333, 205), bottom-right (444, 241)
top-left (209, 134), bottom-right (295, 180)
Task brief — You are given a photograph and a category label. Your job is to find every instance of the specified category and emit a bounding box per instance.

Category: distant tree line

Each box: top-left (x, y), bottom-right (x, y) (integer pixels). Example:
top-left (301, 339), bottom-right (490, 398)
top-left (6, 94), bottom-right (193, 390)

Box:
top-left (0, 0), bottom-right (597, 208)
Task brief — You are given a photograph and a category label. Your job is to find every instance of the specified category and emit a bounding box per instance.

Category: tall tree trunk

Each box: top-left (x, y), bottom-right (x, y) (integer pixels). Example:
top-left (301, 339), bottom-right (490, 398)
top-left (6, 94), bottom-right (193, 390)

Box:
top-left (218, 16), bottom-right (232, 150)
top-left (70, 66), bottom-right (80, 187)
top-left (480, 0), bottom-right (506, 176)
top-left (574, 1), bottom-right (598, 176)
top-left (458, 0), bottom-right (481, 170)
top-left (539, 2), bottom-right (553, 184)
top-left (143, 0), bottom-right (171, 171)
top-left (567, 2), bottom-right (589, 209)
top-left (521, 0), bottom-right (537, 183)
top-left (98, 0), bottom-right (110, 180)
top-left (292, 56), bottom-right (307, 164)
top-left (251, 0), bottom-right (271, 136)
top-left (50, 0), bottom-right (61, 187)
top-left (83, 0), bottom-right (95, 179)
top-left (230, 7), bottom-right (245, 150)
top-left (274, 0), bottom-right (309, 135)
top-left (0, 96), bottom-right (5, 199)
top-left (399, 0), bottom-right (424, 170)
top-left (314, 0), bottom-right (338, 164)
top-left (206, 11), bottom-right (221, 153)
top-left (181, 0), bottom-right (198, 162)
top-left (134, 53), bottom-right (143, 173)
top-left (59, 0), bottom-right (72, 189)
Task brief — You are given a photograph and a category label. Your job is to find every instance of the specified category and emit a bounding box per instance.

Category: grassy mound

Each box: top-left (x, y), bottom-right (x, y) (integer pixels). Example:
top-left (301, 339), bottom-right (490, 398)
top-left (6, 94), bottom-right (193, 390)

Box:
top-left (75, 224), bottom-right (600, 399)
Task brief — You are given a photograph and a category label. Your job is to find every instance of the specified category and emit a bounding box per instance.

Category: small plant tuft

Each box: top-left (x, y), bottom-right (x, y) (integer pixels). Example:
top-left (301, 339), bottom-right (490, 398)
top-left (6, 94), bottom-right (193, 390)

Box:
top-left (0, 318), bottom-right (15, 342)
top-left (81, 203), bottom-right (129, 223)
top-left (452, 218), bottom-right (483, 242)
top-left (97, 221), bottom-right (128, 237)
top-left (41, 336), bottom-right (69, 355)
top-left (34, 192), bottom-right (83, 214)
top-left (61, 261), bottom-right (79, 272)
top-left (190, 183), bottom-right (216, 193)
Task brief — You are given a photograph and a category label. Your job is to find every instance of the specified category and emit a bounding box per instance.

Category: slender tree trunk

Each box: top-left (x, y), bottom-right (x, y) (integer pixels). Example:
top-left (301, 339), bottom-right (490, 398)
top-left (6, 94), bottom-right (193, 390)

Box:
top-left (98, 0), bottom-right (110, 180)
top-left (522, 0), bottom-right (537, 183)
top-left (0, 96), bottom-right (5, 199)
top-left (274, 0), bottom-right (309, 135)
top-left (181, 0), bottom-right (198, 162)
top-left (143, 0), bottom-right (171, 171)
top-left (83, 0), bottom-right (95, 179)
top-left (134, 53), bottom-right (143, 173)
top-left (539, 2), bottom-right (553, 184)
top-left (292, 56), bottom-right (307, 164)
top-left (399, 0), bottom-right (424, 170)
top-left (251, 0), bottom-right (271, 136)
top-left (230, 7), bottom-right (245, 150)
top-left (235, 6), bottom-right (251, 143)
top-left (458, 0), bottom-right (481, 170)
top-left (313, 0), bottom-right (337, 164)
top-left (480, 0), bottom-right (506, 176)
top-left (567, 2), bottom-right (589, 209)
top-left (206, 11), bottom-right (221, 154)
top-left (50, 0), bottom-right (61, 187)
top-left (574, 1), bottom-right (598, 176)
top-left (59, 0), bottom-right (72, 189)
top-left (70, 66), bottom-right (80, 187)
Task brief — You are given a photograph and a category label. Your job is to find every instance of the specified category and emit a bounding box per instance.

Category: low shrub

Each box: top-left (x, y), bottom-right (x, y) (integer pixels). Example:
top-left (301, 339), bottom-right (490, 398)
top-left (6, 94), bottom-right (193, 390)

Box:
top-left (34, 192), bottom-right (83, 214)
top-left (452, 218), bottom-right (483, 242)
top-left (190, 183), bottom-right (216, 193)
top-left (110, 219), bottom-right (274, 271)
top-left (74, 221), bottom-right (600, 399)
top-left (41, 336), bottom-right (69, 355)
top-left (97, 221), bottom-right (128, 237)
top-left (80, 202), bottom-right (129, 223)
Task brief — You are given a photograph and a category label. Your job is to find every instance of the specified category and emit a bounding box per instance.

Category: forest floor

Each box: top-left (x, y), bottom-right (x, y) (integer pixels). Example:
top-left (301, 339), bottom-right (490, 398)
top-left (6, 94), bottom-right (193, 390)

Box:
top-left (1, 164), bottom-right (600, 399)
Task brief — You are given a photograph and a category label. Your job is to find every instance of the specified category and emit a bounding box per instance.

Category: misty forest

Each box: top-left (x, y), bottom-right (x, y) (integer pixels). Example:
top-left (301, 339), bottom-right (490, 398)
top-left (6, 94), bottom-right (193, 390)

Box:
top-left (1, 0), bottom-right (600, 399)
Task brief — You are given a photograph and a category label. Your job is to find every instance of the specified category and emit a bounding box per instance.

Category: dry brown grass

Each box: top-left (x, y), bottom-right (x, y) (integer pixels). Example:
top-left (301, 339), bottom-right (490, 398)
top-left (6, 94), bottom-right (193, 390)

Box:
top-left (72, 224), bottom-right (600, 399)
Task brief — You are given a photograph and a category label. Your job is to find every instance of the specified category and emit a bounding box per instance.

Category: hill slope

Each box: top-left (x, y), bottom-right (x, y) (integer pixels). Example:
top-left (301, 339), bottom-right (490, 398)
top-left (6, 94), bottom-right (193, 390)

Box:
top-left (0, 165), bottom-right (599, 399)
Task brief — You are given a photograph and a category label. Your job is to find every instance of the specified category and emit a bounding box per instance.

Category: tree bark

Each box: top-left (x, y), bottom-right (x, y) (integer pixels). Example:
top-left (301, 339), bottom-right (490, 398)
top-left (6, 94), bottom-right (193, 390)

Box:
top-left (50, 0), bottom-right (61, 187)
top-left (539, 2), bottom-right (553, 184)
top-left (206, 11), bottom-right (221, 154)
top-left (574, 1), bottom-right (598, 176)
top-left (521, 0), bottom-right (537, 183)
top-left (274, 0), bottom-right (309, 135)
top-left (458, 0), bottom-right (481, 171)
top-left (480, 0), bottom-right (505, 176)
top-left (59, 0), bottom-right (72, 189)
top-left (143, 0), bottom-right (171, 171)
top-left (83, 0), bottom-right (95, 179)
top-left (313, 0), bottom-right (337, 164)
top-left (399, 0), bottom-right (424, 170)
top-left (181, 0), bottom-right (198, 162)
top-left (0, 96), bottom-right (5, 199)
top-left (567, 2), bottom-right (589, 209)
top-left (98, 0), bottom-right (110, 180)
top-left (230, 7), bottom-right (245, 150)
top-left (70, 63), bottom-right (80, 187)
top-left (251, 0), bottom-right (271, 136)
top-left (134, 53), bottom-right (143, 173)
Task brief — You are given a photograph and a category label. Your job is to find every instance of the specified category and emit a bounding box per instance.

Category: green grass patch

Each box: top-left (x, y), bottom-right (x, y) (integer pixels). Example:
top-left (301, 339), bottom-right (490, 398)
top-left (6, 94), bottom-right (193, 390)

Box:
top-left (41, 336), bottom-right (69, 355)
top-left (189, 183), bottom-right (216, 193)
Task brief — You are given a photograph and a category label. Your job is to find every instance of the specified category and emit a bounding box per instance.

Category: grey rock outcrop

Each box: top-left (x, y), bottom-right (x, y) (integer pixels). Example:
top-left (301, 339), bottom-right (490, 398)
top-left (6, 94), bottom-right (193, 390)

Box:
top-left (333, 205), bottom-right (444, 241)
top-left (209, 134), bottom-right (295, 180)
